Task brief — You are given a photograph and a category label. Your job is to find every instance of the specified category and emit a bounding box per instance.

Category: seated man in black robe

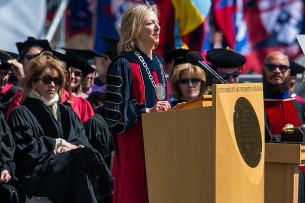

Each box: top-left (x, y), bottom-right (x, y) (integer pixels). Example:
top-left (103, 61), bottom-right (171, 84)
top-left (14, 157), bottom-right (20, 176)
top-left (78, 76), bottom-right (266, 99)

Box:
top-left (0, 50), bottom-right (19, 118)
top-left (0, 113), bottom-right (27, 203)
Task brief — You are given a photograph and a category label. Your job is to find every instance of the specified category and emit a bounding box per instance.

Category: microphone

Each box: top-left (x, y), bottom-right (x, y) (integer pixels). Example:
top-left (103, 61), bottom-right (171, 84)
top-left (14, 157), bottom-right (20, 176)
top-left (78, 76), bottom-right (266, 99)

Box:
top-left (186, 51), bottom-right (227, 84)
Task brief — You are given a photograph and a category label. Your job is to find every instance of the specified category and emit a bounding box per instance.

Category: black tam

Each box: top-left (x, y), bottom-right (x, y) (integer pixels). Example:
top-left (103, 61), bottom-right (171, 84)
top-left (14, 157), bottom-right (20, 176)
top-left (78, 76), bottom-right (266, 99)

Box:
top-left (206, 48), bottom-right (246, 68)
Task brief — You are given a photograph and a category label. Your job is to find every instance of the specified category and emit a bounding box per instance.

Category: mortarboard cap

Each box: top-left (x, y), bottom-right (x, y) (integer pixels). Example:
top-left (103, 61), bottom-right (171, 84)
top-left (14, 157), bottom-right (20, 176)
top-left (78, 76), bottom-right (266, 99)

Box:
top-left (101, 36), bottom-right (119, 60)
top-left (16, 37), bottom-right (51, 61)
top-left (44, 50), bottom-right (95, 76)
top-left (289, 59), bottom-right (305, 76)
top-left (61, 48), bottom-right (106, 65)
top-left (295, 35), bottom-right (305, 82)
top-left (0, 50), bottom-right (19, 70)
top-left (164, 48), bottom-right (189, 63)
top-left (206, 47), bottom-right (246, 68)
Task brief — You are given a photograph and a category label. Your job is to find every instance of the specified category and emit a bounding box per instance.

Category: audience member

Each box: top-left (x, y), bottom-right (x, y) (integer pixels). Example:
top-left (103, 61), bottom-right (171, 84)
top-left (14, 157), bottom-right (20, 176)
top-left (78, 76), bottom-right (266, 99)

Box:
top-left (6, 50), bottom-right (95, 123)
top-left (53, 50), bottom-right (95, 122)
top-left (0, 50), bottom-right (19, 117)
top-left (0, 115), bottom-right (27, 203)
top-left (164, 48), bottom-right (189, 77)
top-left (88, 37), bottom-right (119, 113)
top-left (8, 51), bottom-right (113, 203)
top-left (93, 36), bottom-right (119, 89)
top-left (5, 37), bottom-right (52, 120)
top-left (170, 63), bottom-right (207, 107)
top-left (205, 47), bottom-right (246, 83)
top-left (286, 59), bottom-right (305, 104)
top-left (62, 48), bottom-right (105, 97)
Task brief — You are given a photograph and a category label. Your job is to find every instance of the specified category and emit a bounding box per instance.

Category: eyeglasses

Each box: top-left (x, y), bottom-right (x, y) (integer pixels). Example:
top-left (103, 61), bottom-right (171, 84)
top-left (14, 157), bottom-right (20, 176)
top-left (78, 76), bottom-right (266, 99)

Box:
top-left (0, 71), bottom-right (11, 77)
top-left (179, 78), bottom-right (201, 85)
top-left (66, 70), bottom-right (83, 77)
top-left (220, 72), bottom-right (240, 80)
top-left (40, 75), bottom-right (63, 86)
top-left (24, 53), bottom-right (40, 60)
top-left (264, 64), bottom-right (289, 73)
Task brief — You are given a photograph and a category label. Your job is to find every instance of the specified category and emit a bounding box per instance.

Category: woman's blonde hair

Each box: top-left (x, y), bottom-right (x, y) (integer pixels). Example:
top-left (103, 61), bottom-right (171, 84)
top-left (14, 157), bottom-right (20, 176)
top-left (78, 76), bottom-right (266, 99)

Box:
top-left (170, 63), bottom-right (207, 100)
top-left (118, 3), bottom-right (159, 54)
top-left (20, 51), bottom-right (66, 102)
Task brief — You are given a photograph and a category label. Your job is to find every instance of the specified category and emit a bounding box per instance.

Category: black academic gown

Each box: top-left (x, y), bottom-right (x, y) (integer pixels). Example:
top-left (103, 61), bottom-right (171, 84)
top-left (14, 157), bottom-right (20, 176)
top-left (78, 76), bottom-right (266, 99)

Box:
top-left (85, 112), bottom-right (113, 168)
top-left (0, 114), bottom-right (27, 203)
top-left (8, 98), bottom-right (113, 203)
top-left (171, 99), bottom-right (185, 107)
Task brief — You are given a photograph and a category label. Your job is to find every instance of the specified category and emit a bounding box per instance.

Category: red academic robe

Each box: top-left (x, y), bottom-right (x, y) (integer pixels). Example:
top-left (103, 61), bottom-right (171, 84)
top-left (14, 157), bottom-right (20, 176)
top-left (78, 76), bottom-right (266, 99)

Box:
top-left (61, 89), bottom-right (94, 122)
top-left (264, 98), bottom-right (301, 136)
top-left (264, 96), bottom-right (305, 199)
top-left (105, 50), bottom-right (170, 203)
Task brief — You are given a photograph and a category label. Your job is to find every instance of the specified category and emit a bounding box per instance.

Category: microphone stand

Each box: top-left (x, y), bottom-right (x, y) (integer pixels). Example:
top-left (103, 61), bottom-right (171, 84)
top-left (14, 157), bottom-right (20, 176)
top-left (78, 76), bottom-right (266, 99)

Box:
top-left (198, 61), bottom-right (227, 84)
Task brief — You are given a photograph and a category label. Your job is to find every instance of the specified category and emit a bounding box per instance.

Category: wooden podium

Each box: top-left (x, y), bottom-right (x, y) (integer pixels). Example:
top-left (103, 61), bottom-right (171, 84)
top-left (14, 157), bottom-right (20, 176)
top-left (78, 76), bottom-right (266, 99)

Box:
top-left (142, 83), bottom-right (265, 203)
top-left (265, 143), bottom-right (305, 203)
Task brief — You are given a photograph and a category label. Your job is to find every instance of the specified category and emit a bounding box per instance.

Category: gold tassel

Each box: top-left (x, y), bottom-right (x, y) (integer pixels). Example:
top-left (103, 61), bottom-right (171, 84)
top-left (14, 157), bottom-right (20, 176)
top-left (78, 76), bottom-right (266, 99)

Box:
top-left (0, 49), bottom-right (14, 59)
top-left (302, 71), bottom-right (305, 82)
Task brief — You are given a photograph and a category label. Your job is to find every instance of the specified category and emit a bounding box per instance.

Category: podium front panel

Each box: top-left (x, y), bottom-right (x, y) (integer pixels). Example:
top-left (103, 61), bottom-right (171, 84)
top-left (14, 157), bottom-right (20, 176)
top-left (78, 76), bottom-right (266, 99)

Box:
top-left (212, 83), bottom-right (264, 203)
top-left (142, 83), bottom-right (264, 203)
top-left (142, 107), bottom-right (213, 203)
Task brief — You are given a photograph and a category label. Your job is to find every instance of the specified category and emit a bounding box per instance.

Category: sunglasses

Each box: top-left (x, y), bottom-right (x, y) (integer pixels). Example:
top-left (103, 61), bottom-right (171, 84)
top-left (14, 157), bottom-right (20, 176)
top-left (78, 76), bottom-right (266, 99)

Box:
top-left (24, 53), bottom-right (40, 60)
top-left (264, 64), bottom-right (289, 73)
top-left (0, 71), bottom-right (12, 77)
top-left (179, 78), bottom-right (201, 85)
top-left (220, 72), bottom-right (240, 80)
top-left (40, 75), bottom-right (63, 86)
top-left (66, 70), bottom-right (83, 77)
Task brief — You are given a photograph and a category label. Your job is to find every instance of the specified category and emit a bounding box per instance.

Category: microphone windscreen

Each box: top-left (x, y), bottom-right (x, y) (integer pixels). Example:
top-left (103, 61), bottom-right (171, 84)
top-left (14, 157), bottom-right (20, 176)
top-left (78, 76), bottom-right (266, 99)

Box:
top-left (186, 51), bottom-right (202, 65)
top-left (194, 51), bottom-right (204, 60)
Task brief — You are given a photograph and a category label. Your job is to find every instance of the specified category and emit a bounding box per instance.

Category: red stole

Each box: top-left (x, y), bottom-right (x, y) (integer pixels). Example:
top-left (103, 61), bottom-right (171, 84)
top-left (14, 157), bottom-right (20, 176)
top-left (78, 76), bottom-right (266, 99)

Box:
top-left (129, 60), bottom-right (170, 104)
top-left (264, 99), bottom-right (301, 135)
top-left (1, 84), bottom-right (12, 94)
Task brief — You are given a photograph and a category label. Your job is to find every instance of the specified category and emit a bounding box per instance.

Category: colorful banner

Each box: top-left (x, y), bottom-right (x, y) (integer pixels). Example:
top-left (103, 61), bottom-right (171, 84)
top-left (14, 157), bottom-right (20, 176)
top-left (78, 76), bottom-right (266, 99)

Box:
top-left (244, 0), bottom-right (304, 73)
top-left (212, 0), bottom-right (254, 72)
top-left (66, 0), bottom-right (93, 36)
top-left (172, 0), bottom-right (211, 50)
top-left (94, 0), bottom-right (211, 57)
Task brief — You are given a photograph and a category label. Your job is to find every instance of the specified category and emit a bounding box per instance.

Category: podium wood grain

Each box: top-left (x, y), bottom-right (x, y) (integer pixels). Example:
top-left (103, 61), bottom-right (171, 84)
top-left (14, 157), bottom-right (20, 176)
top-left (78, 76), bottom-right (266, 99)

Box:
top-left (265, 143), bottom-right (305, 203)
top-left (142, 83), bottom-right (264, 203)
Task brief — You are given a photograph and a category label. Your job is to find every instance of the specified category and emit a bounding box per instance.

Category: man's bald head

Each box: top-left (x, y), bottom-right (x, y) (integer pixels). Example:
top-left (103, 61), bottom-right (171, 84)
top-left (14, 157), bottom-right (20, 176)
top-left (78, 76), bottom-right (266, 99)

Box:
top-left (263, 51), bottom-right (289, 66)
top-left (262, 51), bottom-right (290, 86)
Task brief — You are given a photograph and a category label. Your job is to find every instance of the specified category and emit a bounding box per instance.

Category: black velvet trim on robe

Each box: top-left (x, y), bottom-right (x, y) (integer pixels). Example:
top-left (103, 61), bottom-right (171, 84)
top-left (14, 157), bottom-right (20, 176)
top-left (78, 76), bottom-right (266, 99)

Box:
top-left (105, 50), bottom-right (168, 134)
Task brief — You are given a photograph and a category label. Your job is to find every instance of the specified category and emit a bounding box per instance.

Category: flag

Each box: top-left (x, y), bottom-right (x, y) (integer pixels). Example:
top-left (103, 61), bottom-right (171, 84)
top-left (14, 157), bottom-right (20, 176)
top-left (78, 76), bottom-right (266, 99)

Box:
top-left (212, 0), bottom-right (256, 72)
top-left (94, 0), bottom-right (136, 54)
top-left (94, 0), bottom-right (211, 58)
top-left (244, 0), bottom-right (304, 73)
top-left (66, 0), bottom-right (93, 37)
top-left (171, 0), bottom-right (211, 51)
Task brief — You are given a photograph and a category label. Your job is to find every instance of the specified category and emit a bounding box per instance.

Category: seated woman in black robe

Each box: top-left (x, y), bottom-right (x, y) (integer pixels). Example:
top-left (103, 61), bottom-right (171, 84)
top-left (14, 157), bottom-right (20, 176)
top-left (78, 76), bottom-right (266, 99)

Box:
top-left (0, 115), bottom-right (27, 203)
top-left (7, 51), bottom-right (113, 203)
top-left (170, 63), bottom-right (207, 107)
